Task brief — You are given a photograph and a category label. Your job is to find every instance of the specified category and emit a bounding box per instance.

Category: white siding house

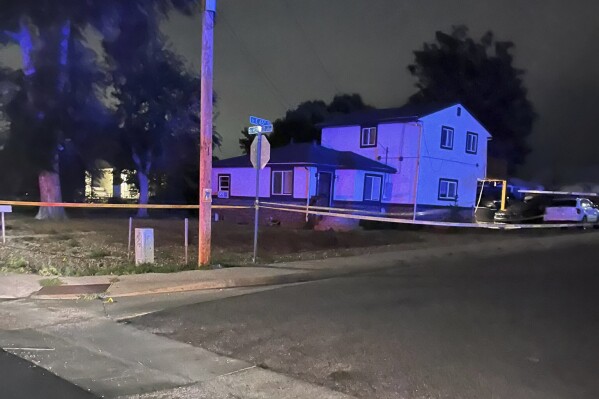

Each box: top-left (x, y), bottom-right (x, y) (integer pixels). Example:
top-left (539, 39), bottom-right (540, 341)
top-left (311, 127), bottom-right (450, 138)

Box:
top-left (212, 143), bottom-right (395, 206)
top-left (320, 103), bottom-right (491, 217)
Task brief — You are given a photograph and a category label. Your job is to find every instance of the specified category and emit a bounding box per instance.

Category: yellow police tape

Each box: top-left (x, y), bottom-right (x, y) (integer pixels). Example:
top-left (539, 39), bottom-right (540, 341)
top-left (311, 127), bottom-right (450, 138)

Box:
top-left (0, 200), bottom-right (250, 210)
top-left (0, 199), bottom-right (588, 229)
top-left (259, 202), bottom-right (585, 230)
top-left (260, 201), bottom-right (415, 217)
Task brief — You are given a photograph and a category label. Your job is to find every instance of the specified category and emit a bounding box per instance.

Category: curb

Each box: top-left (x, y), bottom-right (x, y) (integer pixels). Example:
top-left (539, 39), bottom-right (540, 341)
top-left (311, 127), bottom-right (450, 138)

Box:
top-left (104, 272), bottom-right (313, 298)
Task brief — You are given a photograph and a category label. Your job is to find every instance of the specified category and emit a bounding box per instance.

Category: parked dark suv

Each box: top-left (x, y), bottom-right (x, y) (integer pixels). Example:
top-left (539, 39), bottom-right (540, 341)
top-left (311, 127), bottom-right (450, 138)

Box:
top-left (493, 195), bottom-right (552, 224)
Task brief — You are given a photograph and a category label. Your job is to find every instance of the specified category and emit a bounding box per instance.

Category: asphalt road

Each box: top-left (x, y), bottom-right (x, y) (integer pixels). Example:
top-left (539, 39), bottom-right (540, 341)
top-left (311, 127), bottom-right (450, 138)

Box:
top-left (133, 244), bottom-right (599, 399)
top-left (0, 349), bottom-right (98, 399)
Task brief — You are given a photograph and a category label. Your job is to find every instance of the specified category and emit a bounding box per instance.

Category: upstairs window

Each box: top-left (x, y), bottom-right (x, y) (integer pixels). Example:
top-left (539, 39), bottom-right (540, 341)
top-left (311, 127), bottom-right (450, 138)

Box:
top-left (438, 179), bottom-right (458, 201)
top-left (466, 132), bottom-right (478, 154)
top-left (364, 174), bottom-right (382, 202)
top-left (272, 170), bottom-right (293, 196)
top-left (361, 127), bottom-right (377, 148)
top-left (441, 126), bottom-right (454, 149)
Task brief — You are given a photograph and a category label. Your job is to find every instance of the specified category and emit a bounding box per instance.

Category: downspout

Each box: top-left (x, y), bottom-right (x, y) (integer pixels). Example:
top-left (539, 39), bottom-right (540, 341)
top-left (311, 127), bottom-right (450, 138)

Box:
top-left (412, 122), bottom-right (423, 221)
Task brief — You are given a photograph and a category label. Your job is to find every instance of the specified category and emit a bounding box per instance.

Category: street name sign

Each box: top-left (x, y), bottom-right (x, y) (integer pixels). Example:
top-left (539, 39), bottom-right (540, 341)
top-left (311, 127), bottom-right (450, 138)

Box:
top-left (249, 116), bottom-right (272, 127)
top-left (248, 126), bottom-right (262, 135)
top-left (260, 124), bottom-right (273, 133)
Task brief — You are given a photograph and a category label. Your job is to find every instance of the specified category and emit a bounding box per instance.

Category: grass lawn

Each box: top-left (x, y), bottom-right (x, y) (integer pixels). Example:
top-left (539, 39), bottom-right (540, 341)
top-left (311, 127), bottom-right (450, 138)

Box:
top-left (0, 212), bottom-right (565, 277)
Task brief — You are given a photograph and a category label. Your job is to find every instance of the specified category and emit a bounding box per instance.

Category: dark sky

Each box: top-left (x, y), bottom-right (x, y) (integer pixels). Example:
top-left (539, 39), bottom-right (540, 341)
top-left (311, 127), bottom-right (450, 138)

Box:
top-left (3, 0), bottom-right (599, 183)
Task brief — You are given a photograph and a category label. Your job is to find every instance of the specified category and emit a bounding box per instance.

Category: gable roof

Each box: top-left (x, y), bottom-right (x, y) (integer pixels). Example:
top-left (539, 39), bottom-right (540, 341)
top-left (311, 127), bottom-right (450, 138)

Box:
top-left (318, 102), bottom-right (459, 127)
top-left (214, 143), bottom-right (396, 174)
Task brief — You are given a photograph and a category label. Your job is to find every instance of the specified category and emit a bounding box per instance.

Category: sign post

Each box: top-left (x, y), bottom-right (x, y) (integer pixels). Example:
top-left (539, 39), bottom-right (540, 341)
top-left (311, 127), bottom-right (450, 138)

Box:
top-left (249, 117), bottom-right (272, 263)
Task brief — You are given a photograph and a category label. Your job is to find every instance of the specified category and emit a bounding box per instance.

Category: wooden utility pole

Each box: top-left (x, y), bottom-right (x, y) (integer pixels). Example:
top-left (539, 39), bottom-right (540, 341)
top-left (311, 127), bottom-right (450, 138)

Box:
top-left (199, 0), bottom-right (216, 267)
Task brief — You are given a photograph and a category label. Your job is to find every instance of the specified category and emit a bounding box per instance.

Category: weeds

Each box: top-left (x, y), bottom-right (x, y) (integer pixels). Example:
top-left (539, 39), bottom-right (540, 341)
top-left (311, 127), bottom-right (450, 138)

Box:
top-left (89, 249), bottom-right (111, 259)
top-left (54, 234), bottom-right (72, 241)
top-left (39, 277), bottom-right (63, 287)
top-left (73, 262), bottom-right (197, 276)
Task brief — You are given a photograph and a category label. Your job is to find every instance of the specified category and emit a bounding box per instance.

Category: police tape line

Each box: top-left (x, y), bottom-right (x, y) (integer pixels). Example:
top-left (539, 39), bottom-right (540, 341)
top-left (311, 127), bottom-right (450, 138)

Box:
top-left (0, 200), bottom-right (251, 210)
top-left (259, 201), bottom-right (417, 217)
top-left (259, 203), bottom-right (587, 230)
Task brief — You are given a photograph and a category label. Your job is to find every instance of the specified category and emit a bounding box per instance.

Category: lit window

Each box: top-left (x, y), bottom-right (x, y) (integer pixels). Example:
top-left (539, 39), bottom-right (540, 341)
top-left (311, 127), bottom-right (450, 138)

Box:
top-left (438, 179), bottom-right (458, 201)
top-left (272, 170), bottom-right (293, 195)
top-left (466, 132), bottom-right (478, 154)
top-left (441, 126), bottom-right (454, 149)
top-left (361, 127), bottom-right (377, 147)
top-left (364, 175), bottom-right (382, 202)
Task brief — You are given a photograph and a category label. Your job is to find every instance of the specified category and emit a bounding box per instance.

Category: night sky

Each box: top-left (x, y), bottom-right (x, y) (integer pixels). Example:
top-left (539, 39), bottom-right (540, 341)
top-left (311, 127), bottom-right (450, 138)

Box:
top-left (2, 0), bottom-right (599, 183)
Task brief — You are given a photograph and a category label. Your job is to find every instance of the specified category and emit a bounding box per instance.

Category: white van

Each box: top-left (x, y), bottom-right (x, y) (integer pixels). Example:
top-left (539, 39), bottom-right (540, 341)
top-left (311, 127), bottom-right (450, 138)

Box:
top-left (543, 198), bottom-right (599, 223)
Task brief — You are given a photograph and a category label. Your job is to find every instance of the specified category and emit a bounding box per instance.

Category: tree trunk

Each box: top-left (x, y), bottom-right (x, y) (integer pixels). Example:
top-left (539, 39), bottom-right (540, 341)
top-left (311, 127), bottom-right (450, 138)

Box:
top-left (36, 156), bottom-right (66, 220)
top-left (137, 170), bottom-right (149, 218)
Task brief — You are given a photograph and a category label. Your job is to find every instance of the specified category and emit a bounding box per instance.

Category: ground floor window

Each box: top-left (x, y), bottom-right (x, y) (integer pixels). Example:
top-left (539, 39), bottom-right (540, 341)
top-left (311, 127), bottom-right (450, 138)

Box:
top-left (438, 178), bottom-right (458, 201)
top-left (272, 170), bottom-right (293, 195)
top-left (364, 174), bottom-right (382, 202)
top-left (218, 174), bottom-right (231, 198)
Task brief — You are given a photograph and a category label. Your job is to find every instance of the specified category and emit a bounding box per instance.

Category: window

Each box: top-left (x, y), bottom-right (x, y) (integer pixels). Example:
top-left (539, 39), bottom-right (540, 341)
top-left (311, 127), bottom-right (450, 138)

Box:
top-left (438, 179), bottom-right (458, 201)
top-left (441, 126), bottom-right (454, 149)
top-left (581, 199), bottom-right (593, 208)
top-left (361, 127), bottom-right (377, 147)
top-left (217, 175), bottom-right (230, 198)
top-left (551, 199), bottom-right (577, 207)
top-left (457, 107), bottom-right (462, 117)
top-left (466, 132), bottom-right (478, 154)
top-left (272, 170), bottom-right (293, 195)
top-left (364, 174), bottom-right (382, 202)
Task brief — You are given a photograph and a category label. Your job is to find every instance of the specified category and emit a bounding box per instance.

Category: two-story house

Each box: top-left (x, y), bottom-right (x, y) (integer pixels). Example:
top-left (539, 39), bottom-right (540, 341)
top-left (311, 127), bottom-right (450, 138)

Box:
top-left (212, 103), bottom-right (491, 224)
top-left (319, 103), bottom-right (491, 219)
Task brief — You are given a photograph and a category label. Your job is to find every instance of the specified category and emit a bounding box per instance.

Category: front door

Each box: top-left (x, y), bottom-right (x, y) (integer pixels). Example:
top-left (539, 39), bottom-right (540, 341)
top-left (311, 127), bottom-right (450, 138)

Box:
top-left (317, 172), bottom-right (333, 207)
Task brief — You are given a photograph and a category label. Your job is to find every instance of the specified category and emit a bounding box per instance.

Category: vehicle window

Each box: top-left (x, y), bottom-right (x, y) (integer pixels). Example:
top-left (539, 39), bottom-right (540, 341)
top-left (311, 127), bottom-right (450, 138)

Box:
top-left (551, 199), bottom-right (577, 207)
top-left (581, 199), bottom-right (593, 208)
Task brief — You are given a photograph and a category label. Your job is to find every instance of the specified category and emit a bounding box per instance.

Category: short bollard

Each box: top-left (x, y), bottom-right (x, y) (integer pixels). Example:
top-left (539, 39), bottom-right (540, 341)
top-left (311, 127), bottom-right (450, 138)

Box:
top-left (135, 228), bottom-right (154, 265)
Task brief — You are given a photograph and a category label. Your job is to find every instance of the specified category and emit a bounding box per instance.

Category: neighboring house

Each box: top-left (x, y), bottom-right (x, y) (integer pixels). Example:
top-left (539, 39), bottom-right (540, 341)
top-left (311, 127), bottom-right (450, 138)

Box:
top-left (319, 103), bottom-right (491, 219)
top-left (212, 143), bottom-right (395, 211)
top-left (85, 161), bottom-right (138, 200)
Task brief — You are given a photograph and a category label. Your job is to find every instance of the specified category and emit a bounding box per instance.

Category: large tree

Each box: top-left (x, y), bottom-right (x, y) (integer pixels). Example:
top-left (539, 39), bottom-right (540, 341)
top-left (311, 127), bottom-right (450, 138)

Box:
top-left (0, 1), bottom-right (200, 218)
top-left (239, 94), bottom-right (371, 154)
top-left (102, 1), bottom-right (218, 217)
top-left (0, 2), bottom-right (111, 218)
top-left (407, 26), bottom-right (536, 171)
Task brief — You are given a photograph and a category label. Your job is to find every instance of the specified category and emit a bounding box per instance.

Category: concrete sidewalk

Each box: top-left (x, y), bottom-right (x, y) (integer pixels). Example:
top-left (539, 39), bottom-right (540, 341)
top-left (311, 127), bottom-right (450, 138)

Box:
top-left (0, 300), bottom-right (354, 399)
top-left (1, 230), bottom-right (598, 300)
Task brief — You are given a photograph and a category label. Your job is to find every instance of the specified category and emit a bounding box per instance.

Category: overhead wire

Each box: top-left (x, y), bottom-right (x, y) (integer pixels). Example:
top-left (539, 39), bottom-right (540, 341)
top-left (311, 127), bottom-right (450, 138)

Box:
top-left (282, 0), bottom-right (340, 94)
top-left (218, 12), bottom-right (291, 111)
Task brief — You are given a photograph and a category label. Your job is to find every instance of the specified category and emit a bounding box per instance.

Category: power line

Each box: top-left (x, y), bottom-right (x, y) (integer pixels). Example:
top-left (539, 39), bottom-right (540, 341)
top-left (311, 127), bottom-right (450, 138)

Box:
top-left (282, 0), bottom-right (340, 94)
top-left (219, 13), bottom-right (291, 111)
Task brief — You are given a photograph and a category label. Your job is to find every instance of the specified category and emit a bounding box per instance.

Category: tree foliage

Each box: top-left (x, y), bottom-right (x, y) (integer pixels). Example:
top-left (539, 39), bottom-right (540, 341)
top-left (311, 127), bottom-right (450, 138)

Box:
top-left (100, 1), bottom-right (218, 214)
top-left (408, 26), bottom-right (536, 169)
top-left (239, 94), bottom-right (371, 154)
top-left (0, 1), bottom-right (209, 213)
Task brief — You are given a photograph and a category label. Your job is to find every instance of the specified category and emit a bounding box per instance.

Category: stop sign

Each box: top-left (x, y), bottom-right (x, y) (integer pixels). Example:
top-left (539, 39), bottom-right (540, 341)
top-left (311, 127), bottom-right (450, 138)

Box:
top-left (250, 136), bottom-right (270, 170)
